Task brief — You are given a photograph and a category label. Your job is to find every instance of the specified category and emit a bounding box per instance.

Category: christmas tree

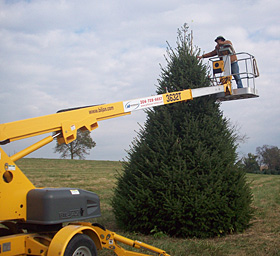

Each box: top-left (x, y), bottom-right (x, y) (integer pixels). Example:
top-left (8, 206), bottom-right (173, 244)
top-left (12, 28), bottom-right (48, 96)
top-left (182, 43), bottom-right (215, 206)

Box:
top-left (112, 24), bottom-right (253, 238)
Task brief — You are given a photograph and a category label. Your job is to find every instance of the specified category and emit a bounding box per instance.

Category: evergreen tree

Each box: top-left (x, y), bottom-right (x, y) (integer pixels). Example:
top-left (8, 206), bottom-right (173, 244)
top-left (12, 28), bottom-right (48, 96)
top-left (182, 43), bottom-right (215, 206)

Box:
top-left (112, 24), bottom-right (253, 238)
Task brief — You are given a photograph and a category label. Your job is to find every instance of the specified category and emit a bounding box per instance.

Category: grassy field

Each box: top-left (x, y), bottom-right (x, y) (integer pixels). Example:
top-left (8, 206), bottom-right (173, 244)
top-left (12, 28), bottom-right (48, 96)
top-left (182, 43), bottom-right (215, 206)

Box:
top-left (17, 158), bottom-right (280, 256)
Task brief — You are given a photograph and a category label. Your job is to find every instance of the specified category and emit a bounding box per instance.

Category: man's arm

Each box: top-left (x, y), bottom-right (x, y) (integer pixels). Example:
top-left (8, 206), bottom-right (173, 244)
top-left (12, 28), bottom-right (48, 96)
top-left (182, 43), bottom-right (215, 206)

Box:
top-left (197, 48), bottom-right (217, 60)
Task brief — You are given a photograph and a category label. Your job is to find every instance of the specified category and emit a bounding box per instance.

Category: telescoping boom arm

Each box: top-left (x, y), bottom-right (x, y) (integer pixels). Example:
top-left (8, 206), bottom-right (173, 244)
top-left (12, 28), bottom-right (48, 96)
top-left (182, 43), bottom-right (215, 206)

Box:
top-left (0, 84), bottom-right (230, 149)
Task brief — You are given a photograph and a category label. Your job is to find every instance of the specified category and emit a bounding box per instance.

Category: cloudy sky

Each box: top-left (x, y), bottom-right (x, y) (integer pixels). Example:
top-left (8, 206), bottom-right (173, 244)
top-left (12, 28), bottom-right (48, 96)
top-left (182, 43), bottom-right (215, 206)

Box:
top-left (1, 0), bottom-right (279, 161)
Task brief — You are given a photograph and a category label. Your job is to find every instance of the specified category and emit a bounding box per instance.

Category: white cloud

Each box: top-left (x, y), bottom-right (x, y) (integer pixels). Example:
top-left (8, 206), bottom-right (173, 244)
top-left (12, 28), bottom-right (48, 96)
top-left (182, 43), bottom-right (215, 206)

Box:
top-left (0, 0), bottom-right (279, 160)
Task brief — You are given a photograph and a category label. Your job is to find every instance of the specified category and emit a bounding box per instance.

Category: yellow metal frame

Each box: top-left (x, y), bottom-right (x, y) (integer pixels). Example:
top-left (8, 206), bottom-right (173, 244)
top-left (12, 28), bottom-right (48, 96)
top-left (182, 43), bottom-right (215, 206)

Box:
top-left (0, 233), bottom-right (51, 255)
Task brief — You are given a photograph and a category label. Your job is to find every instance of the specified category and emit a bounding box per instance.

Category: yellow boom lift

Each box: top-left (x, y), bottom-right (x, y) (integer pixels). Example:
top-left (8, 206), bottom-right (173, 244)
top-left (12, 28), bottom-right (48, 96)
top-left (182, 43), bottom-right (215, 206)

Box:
top-left (0, 53), bottom-right (258, 256)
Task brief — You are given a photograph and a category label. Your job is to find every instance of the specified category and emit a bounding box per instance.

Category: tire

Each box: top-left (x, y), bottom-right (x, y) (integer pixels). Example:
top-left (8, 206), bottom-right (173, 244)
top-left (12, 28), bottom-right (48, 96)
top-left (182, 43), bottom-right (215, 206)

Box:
top-left (64, 234), bottom-right (98, 256)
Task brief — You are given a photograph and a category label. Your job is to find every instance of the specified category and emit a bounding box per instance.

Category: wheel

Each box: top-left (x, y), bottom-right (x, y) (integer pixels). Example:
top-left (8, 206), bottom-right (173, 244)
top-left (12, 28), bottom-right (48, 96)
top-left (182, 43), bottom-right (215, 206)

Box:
top-left (64, 234), bottom-right (98, 256)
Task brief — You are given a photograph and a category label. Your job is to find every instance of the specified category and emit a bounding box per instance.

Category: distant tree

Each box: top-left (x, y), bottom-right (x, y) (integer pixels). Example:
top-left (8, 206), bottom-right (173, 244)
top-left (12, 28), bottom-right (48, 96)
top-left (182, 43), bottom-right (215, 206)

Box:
top-left (112, 24), bottom-right (253, 238)
top-left (256, 145), bottom-right (280, 173)
top-left (54, 130), bottom-right (96, 159)
top-left (239, 153), bottom-right (260, 173)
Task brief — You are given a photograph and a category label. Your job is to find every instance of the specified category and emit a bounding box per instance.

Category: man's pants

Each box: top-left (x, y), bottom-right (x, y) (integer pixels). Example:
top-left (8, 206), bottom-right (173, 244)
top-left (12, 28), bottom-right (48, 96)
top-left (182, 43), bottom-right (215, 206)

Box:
top-left (231, 61), bottom-right (243, 88)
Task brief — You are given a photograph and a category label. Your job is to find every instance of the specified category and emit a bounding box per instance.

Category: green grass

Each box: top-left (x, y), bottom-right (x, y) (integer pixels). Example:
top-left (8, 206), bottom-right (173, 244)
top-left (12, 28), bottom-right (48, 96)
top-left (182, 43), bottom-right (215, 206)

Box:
top-left (17, 158), bottom-right (280, 256)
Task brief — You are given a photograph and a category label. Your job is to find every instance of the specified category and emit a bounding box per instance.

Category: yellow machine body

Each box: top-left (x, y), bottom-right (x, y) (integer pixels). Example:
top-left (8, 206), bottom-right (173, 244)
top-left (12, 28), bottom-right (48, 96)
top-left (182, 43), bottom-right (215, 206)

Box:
top-left (0, 147), bottom-right (35, 221)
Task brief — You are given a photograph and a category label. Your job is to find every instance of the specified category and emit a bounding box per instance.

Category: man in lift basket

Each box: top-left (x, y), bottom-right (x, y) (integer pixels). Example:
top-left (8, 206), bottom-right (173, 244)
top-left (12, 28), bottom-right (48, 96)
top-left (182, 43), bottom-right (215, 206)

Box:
top-left (198, 36), bottom-right (243, 89)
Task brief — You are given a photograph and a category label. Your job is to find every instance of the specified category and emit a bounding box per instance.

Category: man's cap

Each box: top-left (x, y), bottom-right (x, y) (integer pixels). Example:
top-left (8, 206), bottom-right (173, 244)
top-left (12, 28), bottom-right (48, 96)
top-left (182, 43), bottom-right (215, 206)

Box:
top-left (215, 36), bottom-right (225, 42)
